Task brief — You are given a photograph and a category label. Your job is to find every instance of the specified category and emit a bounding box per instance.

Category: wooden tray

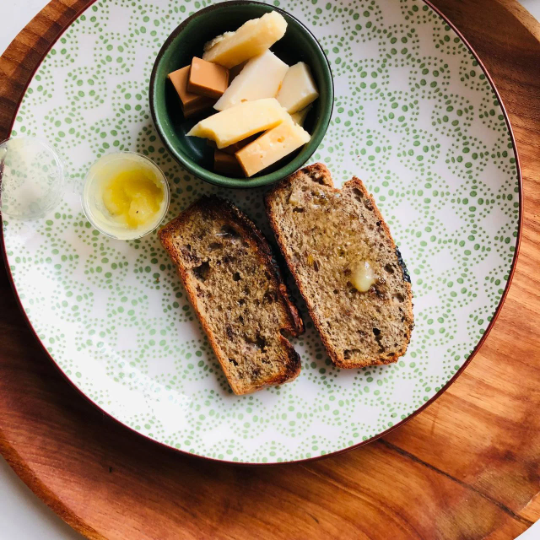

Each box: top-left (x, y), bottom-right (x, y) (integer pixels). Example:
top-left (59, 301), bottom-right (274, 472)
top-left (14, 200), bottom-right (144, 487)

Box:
top-left (1, 0), bottom-right (539, 538)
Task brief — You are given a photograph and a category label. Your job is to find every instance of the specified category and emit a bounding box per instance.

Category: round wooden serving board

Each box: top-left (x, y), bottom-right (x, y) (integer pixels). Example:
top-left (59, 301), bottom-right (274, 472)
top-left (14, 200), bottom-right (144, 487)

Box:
top-left (1, 0), bottom-right (540, 538)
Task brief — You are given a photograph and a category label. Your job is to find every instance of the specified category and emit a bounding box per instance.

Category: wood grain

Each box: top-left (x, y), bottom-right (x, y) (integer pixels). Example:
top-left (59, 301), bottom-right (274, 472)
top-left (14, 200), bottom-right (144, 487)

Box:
top-left (1, 0), bottom-right (539, 539)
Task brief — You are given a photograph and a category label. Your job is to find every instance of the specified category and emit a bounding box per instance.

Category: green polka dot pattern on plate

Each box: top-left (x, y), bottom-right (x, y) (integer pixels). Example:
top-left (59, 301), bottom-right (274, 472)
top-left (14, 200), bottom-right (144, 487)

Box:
top-left (4, 0), bottom-right (519, 463)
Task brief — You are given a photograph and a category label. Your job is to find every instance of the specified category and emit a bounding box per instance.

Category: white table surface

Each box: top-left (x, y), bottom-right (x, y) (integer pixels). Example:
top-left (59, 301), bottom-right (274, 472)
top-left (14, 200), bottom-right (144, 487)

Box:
top-left (2, 1), bottom-right (540, 539)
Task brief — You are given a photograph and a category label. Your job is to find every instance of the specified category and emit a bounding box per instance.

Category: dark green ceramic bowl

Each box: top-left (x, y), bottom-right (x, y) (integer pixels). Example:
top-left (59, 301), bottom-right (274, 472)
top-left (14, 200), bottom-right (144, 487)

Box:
top-left (150, 0), bottom-right (333, 189)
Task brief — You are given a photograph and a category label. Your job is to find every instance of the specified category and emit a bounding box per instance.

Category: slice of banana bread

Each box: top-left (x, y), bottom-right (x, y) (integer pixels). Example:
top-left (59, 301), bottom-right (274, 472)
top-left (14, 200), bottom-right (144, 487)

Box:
top-left (266, 163), bottom-right (413, 368)
top-left (159, 196), bottom-right (304, 395)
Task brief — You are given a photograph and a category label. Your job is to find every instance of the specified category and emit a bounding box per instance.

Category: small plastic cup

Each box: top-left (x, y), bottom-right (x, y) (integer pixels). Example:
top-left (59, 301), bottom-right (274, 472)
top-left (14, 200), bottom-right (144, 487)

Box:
top-left (82, 152), bottom-right (171, 240)
top-left (0, 137), bottom-right (65, 220)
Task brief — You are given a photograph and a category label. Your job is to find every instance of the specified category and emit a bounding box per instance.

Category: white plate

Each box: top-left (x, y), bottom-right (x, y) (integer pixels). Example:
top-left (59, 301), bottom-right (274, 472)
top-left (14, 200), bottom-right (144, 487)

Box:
top-left (2, 0), bottom-right (520, 463)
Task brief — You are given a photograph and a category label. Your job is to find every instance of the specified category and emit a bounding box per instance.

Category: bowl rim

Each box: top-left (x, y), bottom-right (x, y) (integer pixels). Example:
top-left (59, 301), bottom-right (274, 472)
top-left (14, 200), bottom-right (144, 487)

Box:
top-left (149, 0), bottom-right (334, 189)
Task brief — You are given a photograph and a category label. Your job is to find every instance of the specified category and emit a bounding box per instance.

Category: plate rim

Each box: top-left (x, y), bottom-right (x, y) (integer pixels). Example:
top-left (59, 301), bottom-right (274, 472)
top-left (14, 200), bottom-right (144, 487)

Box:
top-left (0, 0), bottom-right (524, 466)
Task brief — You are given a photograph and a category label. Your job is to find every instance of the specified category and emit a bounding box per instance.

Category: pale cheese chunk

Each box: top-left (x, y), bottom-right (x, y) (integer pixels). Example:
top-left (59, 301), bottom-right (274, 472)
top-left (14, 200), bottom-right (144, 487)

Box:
top-left (203, 12), bottom-right (287, 69)
top-left (236, 120), bottom-right (310, 177)
top-left (214, 51), bottom-right (289, 111)
top-left (291, 104), bottom-right (313, 126)
top-left (204, 32), bottom-right (234, 51)
top-left (187, 98), bottom-right (289, 149)
top-left (276, 62), bottom-right (319, 114)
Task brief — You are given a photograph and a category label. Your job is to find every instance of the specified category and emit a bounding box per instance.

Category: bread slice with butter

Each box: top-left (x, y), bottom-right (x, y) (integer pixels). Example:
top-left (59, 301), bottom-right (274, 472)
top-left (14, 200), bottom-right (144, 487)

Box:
top-left (266, 163), bottom-right (413, 368)
top-left (159, 196), bottom-right (304, 395)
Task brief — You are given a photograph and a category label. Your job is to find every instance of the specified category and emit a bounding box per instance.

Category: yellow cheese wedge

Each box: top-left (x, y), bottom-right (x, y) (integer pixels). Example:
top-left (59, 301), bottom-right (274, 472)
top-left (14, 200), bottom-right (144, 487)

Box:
top-left (277, 62), bottom-right (319, 114)
top-left (187, 98), bottom-right (289, 149)
top-left (291, 104), bottom-right (313, 126)
top-left (214, 51), bottom-right (289, 111)
top-left (236, 120), bottom-right (311, 177)
top-left (202, 12), bottom-right (287, 69)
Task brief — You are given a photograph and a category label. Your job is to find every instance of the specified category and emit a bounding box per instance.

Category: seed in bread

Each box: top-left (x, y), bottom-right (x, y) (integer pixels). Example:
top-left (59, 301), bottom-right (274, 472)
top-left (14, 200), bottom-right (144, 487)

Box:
top-left (266, 163), bottom-right (414, 368)
top-left (159, 196), bottom-right (304, 395)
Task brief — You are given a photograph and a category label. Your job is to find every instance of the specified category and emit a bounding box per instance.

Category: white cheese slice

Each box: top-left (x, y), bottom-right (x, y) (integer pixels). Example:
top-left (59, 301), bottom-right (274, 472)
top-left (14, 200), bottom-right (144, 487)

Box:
top-left (187, 98), bottom-right (289, 149)
top-left (202, 12), bottom-right (287, 69)
top-left (236, 119), bottom-right (311, 177)
top-left (276, 62), bottom-right (319, 114)
top-left (291, 104), bottom-right (313, 126)
top-left (214, 51), bottom-right (289, 111)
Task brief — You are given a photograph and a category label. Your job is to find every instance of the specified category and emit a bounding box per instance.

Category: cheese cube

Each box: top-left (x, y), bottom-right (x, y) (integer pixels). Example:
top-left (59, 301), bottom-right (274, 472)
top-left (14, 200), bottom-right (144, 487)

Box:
top-left (168, 66), bottom-right (214, 117)
top-left (276, 62), bottom-right (319, 114)
top-left (187, 98), bottom-right (289, 149)
top-left (236, 120), bottom-right (311, 177)
top-left (214, 150), bottom-right (244, 176)
top-left (187, 57), bottom-right (229, 99)
top-left (202, 12), bottom-right (287, 68)
top-left (291, 104), bottom-right (313, 127)
top-left (214, 51), bottom-right (289, 111)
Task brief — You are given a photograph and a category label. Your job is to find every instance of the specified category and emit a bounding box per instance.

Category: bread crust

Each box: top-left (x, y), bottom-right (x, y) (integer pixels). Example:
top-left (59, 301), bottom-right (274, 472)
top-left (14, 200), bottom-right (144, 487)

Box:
top-left (159, 196), bottom-right (303, 394)
top-left (266, 164), bottom-right (414, 369)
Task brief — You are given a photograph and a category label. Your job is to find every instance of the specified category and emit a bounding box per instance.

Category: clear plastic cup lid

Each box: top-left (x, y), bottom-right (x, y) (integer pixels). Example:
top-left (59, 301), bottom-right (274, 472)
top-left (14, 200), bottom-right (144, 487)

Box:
top-left (0, 136), bottom-right (65, 220)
